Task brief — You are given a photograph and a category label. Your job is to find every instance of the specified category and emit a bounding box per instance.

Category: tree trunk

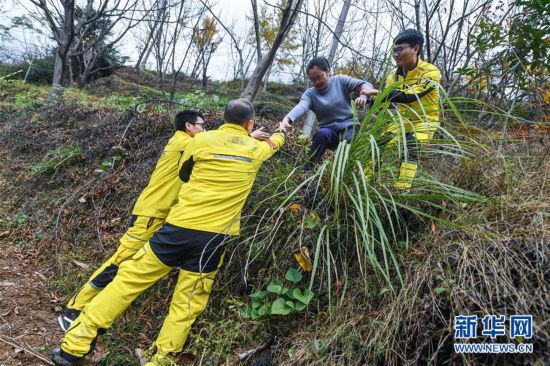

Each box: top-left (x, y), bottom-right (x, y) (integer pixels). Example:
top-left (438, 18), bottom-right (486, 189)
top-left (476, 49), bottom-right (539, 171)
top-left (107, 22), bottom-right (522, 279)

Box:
top-left (251, 0), bottom-right (262, 61)
top-left (327, 0), bottom-right (351, 64)
top-left (414, 0), bottom-right (425, 59)
top-left (48, 0), bottom-right (75, 98)
top-left (262, 62), bottom-right (273, 92)
top-left (202, 46), bottom-right (212, 92)
top-left (50, 51), bottom-right (69, 97)
top-left (241, 0), bottom-right (304, 102)
top-left (136, 41), bottom-right (154, 70)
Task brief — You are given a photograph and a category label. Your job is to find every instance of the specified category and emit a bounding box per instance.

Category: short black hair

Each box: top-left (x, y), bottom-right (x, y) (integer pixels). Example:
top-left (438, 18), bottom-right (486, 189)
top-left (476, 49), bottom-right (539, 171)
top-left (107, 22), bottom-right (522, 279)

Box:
top-left (174, 110), bottom-right (204, 131)
top-left (306, 56), bottom-right (330, 72)
top-left (394, 29), bottom-right (424, 56)
top-left (224, 98), bottom-right (255, 125)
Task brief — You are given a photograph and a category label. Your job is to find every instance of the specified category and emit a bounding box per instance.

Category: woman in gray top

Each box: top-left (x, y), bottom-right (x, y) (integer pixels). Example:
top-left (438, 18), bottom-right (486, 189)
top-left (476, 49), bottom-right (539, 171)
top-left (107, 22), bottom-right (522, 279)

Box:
top-left (282, 57), bottom-right (378, 165)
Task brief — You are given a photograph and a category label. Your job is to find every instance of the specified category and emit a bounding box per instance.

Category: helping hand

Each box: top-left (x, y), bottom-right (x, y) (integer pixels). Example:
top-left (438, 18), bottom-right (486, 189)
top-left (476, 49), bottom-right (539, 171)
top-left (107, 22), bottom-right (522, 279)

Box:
top-left (355, 95), bottom-right (368, 108)
top-left (280, 117), bottom-right (292, 131)
top-left (250, 127), bottom-right (271, 141)
top-left (361, 88), bottom-right (379, 97)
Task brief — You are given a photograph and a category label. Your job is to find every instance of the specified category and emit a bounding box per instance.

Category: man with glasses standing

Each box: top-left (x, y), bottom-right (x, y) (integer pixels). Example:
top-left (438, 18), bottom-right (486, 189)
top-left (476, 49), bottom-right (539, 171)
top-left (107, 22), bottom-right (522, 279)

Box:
top-left (368, 29), bottom-right (441, 191)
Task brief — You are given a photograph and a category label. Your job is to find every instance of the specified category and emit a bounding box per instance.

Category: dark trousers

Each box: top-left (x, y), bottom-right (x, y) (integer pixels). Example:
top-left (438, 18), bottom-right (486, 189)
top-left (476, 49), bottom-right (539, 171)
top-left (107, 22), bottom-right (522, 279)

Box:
top-left (307, 125), bottom-right (360, 165)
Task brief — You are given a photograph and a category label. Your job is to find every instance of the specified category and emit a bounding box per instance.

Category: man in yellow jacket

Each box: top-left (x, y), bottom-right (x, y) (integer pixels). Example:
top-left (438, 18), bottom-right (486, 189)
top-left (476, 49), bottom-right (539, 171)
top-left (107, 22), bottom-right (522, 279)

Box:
top-left (363, 29), bottom-right (441, 191)
top-left (57, 110), bottom-right (205, 331)
top-left (51, 99), bottom-right (286, 366)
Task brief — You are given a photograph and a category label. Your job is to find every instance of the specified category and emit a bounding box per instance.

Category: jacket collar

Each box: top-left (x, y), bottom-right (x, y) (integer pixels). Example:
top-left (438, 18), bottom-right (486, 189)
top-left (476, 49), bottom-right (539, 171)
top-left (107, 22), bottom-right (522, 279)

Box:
top-left (396, 58), bottom-right (425, 80)
top-left (219, 123), bottom-right (249, 136)
top-left (175, 130), bottom-right (192, 140)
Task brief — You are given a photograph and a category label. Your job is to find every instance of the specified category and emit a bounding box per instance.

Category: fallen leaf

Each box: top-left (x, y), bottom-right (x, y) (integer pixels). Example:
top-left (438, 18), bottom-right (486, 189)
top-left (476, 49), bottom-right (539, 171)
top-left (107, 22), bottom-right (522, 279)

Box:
top-left (293, 246), bottom-right (312, 272)
top-left (289, 203), bottom-right (302, 215)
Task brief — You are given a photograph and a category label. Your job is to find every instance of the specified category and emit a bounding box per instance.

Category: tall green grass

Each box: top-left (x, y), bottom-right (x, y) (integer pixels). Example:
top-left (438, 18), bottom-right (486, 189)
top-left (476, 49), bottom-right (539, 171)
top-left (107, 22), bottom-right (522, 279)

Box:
top-left (236, 82), bottom-right (488, 312)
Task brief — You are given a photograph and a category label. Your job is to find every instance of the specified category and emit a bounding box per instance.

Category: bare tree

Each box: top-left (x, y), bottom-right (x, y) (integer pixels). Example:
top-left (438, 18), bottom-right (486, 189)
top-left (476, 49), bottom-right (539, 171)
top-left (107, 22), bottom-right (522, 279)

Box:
top-left (191, 16), bottom-right (222, 91)
top-left (30, 0), bottom-right (76, 97)
top-left (134, 0), bottom-right (161, 71)
top-left (241, 0), bottom-right (305, 102)
top-left (30, 0), bottom-right (144, 97)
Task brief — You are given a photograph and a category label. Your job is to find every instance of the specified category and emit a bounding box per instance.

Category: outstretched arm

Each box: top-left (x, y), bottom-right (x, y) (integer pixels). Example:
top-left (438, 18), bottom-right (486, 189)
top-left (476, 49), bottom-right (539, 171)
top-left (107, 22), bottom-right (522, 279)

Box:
top-left (284, 90), bottom-right (313, 126)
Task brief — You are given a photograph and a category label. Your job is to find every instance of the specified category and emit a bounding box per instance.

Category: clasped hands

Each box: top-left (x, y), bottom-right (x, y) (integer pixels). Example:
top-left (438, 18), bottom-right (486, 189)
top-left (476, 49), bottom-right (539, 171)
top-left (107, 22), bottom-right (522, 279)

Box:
top-left (355, 87), bottom-right (379, 108)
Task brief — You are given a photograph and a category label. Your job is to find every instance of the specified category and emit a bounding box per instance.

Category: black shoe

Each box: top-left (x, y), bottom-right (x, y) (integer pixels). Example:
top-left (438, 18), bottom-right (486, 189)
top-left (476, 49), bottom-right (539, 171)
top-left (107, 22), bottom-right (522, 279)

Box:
top-left (57, 308), bottom-right (80, 332)
top-left (51, 348), bottom-right (80, 365)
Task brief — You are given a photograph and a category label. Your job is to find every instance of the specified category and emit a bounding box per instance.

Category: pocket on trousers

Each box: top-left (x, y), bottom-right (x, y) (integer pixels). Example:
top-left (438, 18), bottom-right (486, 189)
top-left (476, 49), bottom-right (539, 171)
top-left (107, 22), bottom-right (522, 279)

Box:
top-left (131, 247), bottom-right (147, 261)
top-left (112, 246), bottom-right (139, 265)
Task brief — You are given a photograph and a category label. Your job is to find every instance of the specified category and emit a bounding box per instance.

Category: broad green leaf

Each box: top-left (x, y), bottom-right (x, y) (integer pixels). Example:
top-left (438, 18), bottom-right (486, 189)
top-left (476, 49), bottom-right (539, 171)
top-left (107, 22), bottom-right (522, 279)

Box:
top-left (267, 279), bottom-right (284, 294)
top-left (292, 288), bottom-right (314, 304)
top-left (240, 308), bottom-right (251, 319)
top-left (285, 300), bottom-right (295, 309)
top-left (250, 308), bottom-right (260, 320)
top-left (435, 287), bottom-right (446, 295)
top-left (258, 303), bottom-right (271, 317)
top-left (295, 302), bottom-right (306, 311)
top-left (252, 299), bottom-right (263, 309)
top-left (312, 339), bottom-right (327, 356)
top-left (285, 268), bottom-right (303, 283)
top-left (288, 345), bottom-right (297, 358)
top-left (271, 298), bottom-right (292, 315)
top-left (249, 290), bottom-right (267, 299)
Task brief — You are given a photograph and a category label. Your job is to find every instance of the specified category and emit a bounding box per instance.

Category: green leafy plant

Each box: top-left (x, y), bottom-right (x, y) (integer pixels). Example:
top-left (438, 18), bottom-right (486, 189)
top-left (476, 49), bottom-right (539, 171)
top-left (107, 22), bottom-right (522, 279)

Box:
top-left (175, 90), bottom-right (226, 110)
top-left (240, 268), bottom-right (314, 320)
top-left (105, 94), bottom-right (143, 109)
top-left (0, 213), bottom-right (29, 229)
top-left (30, 145), bottom-right (82, 176)
top-left (97, 146), bottom-right (128, 172)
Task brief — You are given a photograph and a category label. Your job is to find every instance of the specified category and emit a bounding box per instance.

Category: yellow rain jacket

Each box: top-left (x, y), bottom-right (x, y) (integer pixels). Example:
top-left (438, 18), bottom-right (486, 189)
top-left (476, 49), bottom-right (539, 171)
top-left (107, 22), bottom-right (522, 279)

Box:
top-left (386, 58), bottom-right (441, 135)
top-left (132, 131), bottom-right (192, 218)
top-left (166, 123), bottom-right (285, 235)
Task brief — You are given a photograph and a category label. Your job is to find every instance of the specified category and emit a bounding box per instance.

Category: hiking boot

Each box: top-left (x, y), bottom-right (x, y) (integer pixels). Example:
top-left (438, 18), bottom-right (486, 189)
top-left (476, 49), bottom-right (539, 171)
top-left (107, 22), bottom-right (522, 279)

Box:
top-left (51, 348), bottom-right (80, 366)
top-left (57, 308), bottom-right (80, 332)
top-left (144, 353), bottom-right (179, 366)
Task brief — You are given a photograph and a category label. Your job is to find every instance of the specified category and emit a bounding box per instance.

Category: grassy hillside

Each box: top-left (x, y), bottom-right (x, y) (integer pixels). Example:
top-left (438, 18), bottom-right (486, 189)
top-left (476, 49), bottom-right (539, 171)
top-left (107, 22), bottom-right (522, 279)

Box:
top-left (0, 70), bottom-right (548, 365)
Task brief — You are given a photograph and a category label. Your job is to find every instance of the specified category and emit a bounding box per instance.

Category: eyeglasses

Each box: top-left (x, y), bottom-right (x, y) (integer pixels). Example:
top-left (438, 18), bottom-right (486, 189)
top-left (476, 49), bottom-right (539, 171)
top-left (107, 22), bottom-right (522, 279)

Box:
top-left (309, 75), bottom-right (325, 84)
top-left (393, 46), bottom-right (412, 55)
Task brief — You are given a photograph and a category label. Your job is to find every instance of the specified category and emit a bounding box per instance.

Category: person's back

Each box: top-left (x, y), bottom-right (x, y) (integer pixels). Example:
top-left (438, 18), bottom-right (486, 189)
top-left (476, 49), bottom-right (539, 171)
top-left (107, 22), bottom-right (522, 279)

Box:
top-left (132, 130), bottom-right (192, 218)
top-left (168, 120), bottom-right (284, 236)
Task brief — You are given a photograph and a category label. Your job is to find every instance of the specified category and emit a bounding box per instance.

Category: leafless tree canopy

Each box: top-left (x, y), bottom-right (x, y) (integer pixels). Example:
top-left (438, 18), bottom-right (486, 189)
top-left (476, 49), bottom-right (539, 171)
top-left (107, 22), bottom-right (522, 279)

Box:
top-left (0, 0), bottom-right (538, 114)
